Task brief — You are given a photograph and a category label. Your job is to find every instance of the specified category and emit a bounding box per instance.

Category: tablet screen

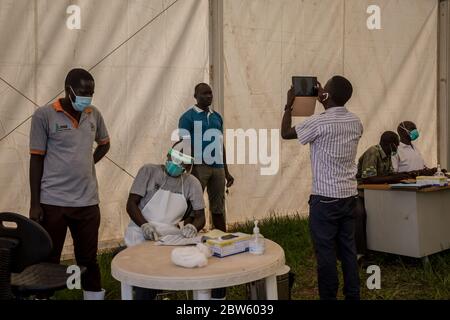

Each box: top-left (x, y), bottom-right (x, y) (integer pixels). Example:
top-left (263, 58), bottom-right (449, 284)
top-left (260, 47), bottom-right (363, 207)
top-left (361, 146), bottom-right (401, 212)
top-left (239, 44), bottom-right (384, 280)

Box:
top-left (292, 76), bottom-right (318, 97)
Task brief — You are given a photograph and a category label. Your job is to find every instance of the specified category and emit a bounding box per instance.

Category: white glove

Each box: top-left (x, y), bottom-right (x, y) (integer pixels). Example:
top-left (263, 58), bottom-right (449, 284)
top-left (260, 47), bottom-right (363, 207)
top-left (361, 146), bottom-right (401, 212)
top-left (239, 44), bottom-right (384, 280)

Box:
top-left (141, 223), bottom-right (159, 241)
top-left (181, 224), bottom-right (198, 238)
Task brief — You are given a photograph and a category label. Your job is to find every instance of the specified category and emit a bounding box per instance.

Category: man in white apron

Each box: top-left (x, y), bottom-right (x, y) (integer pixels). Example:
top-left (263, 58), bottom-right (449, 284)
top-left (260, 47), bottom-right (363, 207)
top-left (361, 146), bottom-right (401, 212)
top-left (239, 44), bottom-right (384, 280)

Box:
top-left (124, 142), bottom-right (205, 299)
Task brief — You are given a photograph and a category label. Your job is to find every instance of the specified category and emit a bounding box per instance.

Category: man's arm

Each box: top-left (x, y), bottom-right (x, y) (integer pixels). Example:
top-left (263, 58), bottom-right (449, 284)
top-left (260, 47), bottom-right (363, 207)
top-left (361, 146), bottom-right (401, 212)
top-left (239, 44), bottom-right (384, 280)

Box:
top-left (361, 173), bottom-right (411, 185)
top-left (93, 142), bottom-right (110, 163)
top-left (281, 86), bottom-right (298, 140)
top-left (183, 209), bottom-right (206, 231)
top-left (222, 145), bottom-right (234, 187)
top-left (29, 154), bottom-right (45, 222)
top-left (126, 193), bottom-right (147, 227)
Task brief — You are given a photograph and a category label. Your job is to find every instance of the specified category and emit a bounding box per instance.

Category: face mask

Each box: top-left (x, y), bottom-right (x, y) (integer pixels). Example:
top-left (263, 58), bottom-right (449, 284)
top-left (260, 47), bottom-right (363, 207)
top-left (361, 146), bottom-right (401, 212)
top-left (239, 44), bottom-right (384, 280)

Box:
top-left (400, 124), bottom-right (419, 141)
top-left (409, 129), bottom-right (419, 141)
top-left (319, 92), bottom-right (329, 103)
top-left (70, 86), bottom-right (92, 112)
top-left (390, 144), bottom-right (398, 157)
top-left (165, 160), bottom-right (185, 177)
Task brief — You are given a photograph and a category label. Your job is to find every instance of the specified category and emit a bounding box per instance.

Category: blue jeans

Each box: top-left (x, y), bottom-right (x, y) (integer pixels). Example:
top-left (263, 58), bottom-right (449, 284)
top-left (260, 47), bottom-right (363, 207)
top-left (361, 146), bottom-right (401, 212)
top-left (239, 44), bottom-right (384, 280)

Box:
top-left (309, 195), bottom-right (360, 300)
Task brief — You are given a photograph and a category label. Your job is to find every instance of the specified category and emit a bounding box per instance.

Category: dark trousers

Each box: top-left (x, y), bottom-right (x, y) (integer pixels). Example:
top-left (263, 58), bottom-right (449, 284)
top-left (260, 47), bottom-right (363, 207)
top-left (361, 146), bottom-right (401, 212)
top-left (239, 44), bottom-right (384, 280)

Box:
top-left (134, 287), bottom-right (159, 300)
top-left (309, 195), bottom-right (360, 300)
top-left (353, 196), bottom-right (367, 255)
top-left (191, 165), bottom-right (227, 299)
top-left (40, 204), bottom-right (102, 291)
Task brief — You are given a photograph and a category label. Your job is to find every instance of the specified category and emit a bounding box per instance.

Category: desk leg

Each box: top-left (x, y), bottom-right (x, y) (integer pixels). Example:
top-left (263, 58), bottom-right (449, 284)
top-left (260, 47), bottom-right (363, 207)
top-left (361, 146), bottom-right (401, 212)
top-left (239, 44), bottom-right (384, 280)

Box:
top-left (193, 289), bottom-right (211, 300)
top-left (121, 282), bottom-right (133, 300)
top-left (265, 274), bottom-right (278, 300)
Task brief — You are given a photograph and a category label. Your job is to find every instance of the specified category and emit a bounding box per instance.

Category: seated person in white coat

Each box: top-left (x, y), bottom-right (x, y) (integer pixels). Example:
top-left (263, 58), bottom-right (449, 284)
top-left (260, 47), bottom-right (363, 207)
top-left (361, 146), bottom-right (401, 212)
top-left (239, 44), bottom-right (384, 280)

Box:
top-left (125, 143), bottom-right (205, 245)
top-left (392, 121), bottom-right (438, 176)
top-left (125, 141), bottom-right (205, 299)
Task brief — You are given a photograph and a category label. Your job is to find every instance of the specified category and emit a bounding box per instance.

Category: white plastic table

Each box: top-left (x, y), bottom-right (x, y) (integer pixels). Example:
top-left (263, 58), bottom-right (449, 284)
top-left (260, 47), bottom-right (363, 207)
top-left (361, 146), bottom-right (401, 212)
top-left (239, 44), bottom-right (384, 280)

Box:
top-left (111, 239), bottom-right (286, 300)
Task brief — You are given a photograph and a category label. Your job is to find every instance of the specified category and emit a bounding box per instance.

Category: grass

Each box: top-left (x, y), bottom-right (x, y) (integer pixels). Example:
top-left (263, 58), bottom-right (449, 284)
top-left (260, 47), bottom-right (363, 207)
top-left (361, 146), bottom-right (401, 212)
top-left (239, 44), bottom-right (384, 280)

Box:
top-left (54, 215), bottom-right (450, 300)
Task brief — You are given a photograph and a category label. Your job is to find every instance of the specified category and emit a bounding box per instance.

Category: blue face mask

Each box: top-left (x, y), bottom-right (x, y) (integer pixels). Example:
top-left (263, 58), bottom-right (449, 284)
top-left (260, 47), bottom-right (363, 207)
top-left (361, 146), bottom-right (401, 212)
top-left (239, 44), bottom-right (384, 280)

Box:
top-left (70, 86), bottom-right (93, 112)
top-left (165, 160), bottom-right (185, 177)
top-left (401, 124), bottom-right (420, 142)
top-left (409, 129), bottom-right (419, 141)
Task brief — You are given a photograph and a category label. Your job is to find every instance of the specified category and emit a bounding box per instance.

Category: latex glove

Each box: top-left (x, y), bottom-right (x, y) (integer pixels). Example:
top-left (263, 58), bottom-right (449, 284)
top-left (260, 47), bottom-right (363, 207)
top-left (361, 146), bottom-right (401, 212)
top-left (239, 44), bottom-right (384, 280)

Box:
top-left (181, 224), bottom-right (198, 238)
top-left (141, 223), bottom-right (159, 241)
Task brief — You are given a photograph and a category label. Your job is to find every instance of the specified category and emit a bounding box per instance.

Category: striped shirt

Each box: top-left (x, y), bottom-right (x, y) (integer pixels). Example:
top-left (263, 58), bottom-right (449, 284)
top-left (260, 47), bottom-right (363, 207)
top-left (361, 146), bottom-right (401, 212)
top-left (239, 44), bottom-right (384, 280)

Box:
top-left (295, 107), bottom-right (363, 198)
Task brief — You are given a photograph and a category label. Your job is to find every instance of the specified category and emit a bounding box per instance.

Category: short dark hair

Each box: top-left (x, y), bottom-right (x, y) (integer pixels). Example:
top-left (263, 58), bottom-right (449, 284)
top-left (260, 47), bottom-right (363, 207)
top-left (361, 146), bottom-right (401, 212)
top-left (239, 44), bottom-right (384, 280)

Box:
top-left (65, 68), bottom-right (94, 89)
top-left (194, 83), bottom-right (210, 95)
top-left (380, 131), bottom-right (399, 145)
top-left (329, 75), bottom-right (353, 106)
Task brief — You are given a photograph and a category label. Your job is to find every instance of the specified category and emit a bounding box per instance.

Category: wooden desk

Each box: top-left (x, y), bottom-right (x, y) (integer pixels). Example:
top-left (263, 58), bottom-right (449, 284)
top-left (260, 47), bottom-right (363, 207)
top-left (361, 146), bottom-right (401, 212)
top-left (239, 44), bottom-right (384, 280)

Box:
top-left (111, 239), bottom-right (286, 300)
top-left (359, 184), bottom-right (450, 258)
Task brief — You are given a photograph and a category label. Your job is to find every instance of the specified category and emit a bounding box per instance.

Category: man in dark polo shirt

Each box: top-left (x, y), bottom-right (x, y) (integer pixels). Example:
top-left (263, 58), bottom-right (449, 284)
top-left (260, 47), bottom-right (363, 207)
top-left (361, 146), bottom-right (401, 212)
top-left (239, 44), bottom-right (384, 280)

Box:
top-left (29, 68), bottom-right (110, 300)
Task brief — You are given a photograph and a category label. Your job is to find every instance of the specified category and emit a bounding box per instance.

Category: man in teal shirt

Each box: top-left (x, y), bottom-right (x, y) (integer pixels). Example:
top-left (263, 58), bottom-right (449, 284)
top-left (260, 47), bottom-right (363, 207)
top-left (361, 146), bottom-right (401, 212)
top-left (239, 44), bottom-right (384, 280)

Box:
top-left (178, 83), bottom-right (234, 299)
top-left (178, 83), bottom-right (234, 232)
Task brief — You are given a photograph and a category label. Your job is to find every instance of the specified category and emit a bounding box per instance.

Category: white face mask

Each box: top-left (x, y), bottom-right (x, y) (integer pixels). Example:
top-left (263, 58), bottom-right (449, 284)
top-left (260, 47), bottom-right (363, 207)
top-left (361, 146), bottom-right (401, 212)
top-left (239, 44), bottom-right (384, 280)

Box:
top-left (319, 92), bottom-right (329, 103)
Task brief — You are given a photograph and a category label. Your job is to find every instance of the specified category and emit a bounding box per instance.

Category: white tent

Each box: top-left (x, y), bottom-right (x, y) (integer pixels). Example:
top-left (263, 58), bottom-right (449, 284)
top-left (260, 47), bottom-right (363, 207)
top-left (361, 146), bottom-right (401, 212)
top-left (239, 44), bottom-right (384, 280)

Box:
top-left (0, 0), bottom-right (448, 257)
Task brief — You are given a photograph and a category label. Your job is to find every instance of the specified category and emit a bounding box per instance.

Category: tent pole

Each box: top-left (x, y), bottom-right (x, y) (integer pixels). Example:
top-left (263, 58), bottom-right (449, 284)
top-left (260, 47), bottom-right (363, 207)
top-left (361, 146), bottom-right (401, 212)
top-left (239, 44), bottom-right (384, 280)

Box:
top-left (438, 0), bottom-right (450, 169)
top-left (209, 0), bottom-right (224, 117)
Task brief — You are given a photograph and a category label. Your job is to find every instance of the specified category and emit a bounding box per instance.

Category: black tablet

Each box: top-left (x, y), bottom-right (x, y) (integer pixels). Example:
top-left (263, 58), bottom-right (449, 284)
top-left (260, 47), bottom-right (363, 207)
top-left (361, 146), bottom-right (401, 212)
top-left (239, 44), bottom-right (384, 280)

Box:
top-left (292, 76), bottom-right (318, 97)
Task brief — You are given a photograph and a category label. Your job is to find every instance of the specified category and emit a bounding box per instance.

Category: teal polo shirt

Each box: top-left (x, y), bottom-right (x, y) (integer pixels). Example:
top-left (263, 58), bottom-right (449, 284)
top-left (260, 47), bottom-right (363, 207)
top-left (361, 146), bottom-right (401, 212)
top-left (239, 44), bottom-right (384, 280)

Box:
top-left (178, 106), bottom-right (224, 168)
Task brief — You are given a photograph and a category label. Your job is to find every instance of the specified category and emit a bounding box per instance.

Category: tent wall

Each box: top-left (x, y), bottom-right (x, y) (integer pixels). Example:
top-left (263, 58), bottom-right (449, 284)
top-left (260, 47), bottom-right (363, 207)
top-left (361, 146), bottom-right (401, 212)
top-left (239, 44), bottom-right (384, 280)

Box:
top-left (0, 0), bottom-right (440, 254)
top-left (0, 0), bottom-right (210, 256)
top-left (223, 0), bottom-right (438, 223)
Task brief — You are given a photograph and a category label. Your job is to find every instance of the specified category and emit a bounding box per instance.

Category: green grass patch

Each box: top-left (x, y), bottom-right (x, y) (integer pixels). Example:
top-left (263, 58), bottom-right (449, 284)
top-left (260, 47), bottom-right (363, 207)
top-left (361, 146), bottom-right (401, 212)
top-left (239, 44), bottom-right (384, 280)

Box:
top-left (55, 214), bottom-right (450, 300)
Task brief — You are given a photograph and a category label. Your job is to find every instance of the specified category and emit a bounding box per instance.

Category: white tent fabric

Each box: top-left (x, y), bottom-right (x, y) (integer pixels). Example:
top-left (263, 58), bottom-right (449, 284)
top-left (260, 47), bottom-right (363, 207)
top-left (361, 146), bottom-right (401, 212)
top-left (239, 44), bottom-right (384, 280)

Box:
top-left (0, 0), bottom-right (210, 256)
top-left (0, 0), bottom-right (439, 255)
top-left (223, 0), bottom-right (438, 223)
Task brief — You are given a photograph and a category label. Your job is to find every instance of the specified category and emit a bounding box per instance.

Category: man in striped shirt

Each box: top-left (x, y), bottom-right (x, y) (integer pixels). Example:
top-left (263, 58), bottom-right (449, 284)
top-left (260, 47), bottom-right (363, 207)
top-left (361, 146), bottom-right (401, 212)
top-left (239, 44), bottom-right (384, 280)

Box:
top-left (281, 75), bottom-right (363, 300)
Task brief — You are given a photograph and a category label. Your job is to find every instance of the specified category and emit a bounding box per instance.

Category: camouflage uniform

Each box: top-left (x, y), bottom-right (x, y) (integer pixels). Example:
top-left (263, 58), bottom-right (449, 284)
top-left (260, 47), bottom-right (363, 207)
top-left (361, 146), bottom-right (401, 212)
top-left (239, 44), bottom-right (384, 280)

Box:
top-left (354, 144), bottom-right (394, 255)
top-left (357, 145), bottom-right (394, 183)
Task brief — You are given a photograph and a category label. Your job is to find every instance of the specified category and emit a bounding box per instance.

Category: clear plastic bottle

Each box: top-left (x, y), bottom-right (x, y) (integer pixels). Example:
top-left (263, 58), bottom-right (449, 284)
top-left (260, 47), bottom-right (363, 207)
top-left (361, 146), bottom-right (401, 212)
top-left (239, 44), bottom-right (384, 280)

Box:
top-left (434, 164), bottom-right (445, 177)
top-left (249, 220), bottom-right (265, 255)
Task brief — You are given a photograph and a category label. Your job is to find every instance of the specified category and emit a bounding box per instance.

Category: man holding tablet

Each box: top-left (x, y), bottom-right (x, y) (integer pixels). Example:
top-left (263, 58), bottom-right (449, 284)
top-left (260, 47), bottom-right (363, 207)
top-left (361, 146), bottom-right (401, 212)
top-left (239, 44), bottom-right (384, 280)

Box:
top-left (281, 75), bottom-right (363, 300)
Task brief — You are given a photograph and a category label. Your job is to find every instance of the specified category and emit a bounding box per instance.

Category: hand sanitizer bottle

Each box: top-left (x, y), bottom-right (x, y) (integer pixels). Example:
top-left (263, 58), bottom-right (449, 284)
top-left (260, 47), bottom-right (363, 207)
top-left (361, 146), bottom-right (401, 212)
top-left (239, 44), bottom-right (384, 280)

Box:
top-left (435, 164), bottom-right (445, 177)
top-left (249, 220), bottom-right (265, 255)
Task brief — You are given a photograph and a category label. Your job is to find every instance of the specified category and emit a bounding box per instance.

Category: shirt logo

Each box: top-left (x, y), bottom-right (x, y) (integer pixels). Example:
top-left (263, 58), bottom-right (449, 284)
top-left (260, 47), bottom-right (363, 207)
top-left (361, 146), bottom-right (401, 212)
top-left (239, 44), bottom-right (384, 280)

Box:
top-left (55, 123), bottom-right (71, 132)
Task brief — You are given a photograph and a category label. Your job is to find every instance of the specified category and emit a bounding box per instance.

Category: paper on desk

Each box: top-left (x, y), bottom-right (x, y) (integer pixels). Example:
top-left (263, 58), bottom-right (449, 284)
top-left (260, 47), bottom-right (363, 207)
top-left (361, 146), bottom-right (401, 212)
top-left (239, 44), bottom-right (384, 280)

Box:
top-left (390, 183), bottom-right (421, 188)
top-left (156, 234), bottom-right (203, 246)
top-left (155, 229), bottom-right (231, 246)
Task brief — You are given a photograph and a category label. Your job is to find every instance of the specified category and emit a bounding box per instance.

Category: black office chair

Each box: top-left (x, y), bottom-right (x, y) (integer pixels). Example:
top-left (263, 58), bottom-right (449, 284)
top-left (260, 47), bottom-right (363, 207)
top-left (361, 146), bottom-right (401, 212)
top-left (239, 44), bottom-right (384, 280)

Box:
top-left (0, 212), bottom-right (85, 299)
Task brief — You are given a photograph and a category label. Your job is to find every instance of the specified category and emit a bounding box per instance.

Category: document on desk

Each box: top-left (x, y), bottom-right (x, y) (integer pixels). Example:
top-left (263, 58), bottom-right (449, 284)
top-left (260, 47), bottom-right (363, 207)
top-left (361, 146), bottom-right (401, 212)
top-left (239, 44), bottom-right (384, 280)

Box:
top-left (156, 234), bottom-right (203, 246)
top-left (390, 183), bottom-right (421, 188)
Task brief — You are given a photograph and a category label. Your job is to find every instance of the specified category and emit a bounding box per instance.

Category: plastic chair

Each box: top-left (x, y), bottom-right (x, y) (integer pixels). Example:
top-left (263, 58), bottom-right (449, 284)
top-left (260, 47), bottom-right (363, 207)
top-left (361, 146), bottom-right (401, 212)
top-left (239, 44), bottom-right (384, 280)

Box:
top-left (0, 212), bottom-right (85, 299)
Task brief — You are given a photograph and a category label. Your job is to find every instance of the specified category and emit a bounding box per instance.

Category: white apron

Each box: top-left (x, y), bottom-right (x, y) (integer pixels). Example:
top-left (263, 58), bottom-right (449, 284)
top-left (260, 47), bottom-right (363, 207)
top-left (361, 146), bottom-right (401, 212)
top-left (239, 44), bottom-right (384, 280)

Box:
top-left (124, 174), bottom-right (188, 247)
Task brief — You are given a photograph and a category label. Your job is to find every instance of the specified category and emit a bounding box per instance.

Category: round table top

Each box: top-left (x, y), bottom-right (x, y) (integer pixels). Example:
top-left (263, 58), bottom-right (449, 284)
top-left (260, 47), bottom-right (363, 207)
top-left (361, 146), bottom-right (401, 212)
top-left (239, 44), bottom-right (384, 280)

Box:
top-left (111, 239), bottom-right (286, 290)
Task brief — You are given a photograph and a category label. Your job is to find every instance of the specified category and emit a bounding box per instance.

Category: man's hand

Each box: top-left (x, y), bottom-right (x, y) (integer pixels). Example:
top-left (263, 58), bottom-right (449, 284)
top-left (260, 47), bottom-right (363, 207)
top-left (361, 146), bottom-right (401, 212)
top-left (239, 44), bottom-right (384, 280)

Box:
top-left (29, 205), bottom-right (44, 223)
top-left (141, 223), bottom-right (159, 241)
top-left (225, 172), bottom-right (234, 188)
top-left (286, 86), bottom-right (295, 110)
top-left (181, 223), bottom-right (198, 238)
top-left (317, 81), bottom-right (329, 105)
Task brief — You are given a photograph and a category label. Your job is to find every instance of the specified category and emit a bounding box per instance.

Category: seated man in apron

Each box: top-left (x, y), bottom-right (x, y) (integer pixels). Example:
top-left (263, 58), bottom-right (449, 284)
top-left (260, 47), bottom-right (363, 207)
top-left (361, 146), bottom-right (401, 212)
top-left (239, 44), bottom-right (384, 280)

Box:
top-left (124, 141), bottom-right (206, 299)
